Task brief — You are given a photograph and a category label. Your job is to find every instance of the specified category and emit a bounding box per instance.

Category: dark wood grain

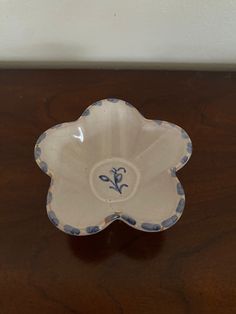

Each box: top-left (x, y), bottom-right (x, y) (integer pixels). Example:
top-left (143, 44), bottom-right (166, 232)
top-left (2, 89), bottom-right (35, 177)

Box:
top-left (0, 70), bottom-right (235, 314)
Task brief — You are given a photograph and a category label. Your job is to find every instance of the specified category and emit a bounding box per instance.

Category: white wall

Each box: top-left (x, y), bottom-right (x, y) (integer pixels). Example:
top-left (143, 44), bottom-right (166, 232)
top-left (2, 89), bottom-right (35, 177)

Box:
top-left (1, 0), bottom-right (236, 69)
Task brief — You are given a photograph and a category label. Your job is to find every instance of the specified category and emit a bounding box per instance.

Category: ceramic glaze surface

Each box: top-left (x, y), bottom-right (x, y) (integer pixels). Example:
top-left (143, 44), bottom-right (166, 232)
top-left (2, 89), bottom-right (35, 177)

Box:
top-left (34, 99), bottom-right (192, 235)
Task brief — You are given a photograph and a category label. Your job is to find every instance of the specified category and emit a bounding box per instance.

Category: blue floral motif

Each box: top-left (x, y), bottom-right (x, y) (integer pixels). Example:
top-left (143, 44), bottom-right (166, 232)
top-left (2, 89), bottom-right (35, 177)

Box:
top-left (161, 215), bottom-right (178, 228)
top-left (187, 142), bottom-right (192, 154)
top-left (48, 210), bottom-right (59, 226)
top-left (47, 191), bottom-right (52, 205)
top-left (86, 226), bottom-right (100, 233)
top-left (39, 161), bottom-right (48, 173)
top-left (36, 132), bottom-right (46, 145)
top-left (176, 198), bottom-right (185, 213)
top-left (141, 223), bottom-right (161, 231)
top-left (64, 224), bottom-right (80, 235)
top-left (107, 98), bottom-right (119, 103)
top-left (99, 167), bottom-right (128, 194)
top-left (177, 182), bottom-right (184, 195)
top-left (181, 155), bottom-right (188, 164)
top-left (81, 108), bottom-right (90, 116)
top-left (34, 145), bottom-right (41, 159)
top-left (121, 215), bottom-right (136, 225)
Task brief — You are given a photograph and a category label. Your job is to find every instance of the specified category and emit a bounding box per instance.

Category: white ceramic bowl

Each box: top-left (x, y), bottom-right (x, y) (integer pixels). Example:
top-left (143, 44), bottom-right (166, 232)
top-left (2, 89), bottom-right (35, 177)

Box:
top-left (34, 98), bottom-right (192, 235)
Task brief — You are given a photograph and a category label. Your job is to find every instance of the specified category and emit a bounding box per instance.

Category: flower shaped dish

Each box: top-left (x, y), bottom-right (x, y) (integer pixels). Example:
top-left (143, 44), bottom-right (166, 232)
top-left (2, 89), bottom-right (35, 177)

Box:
top-left (35, 99), bottom-right (192, 235)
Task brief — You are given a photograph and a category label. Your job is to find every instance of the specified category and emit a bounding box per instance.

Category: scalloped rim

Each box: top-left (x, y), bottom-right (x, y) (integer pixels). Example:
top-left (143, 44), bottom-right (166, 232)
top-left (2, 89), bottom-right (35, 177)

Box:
top-left (34, 98), bottom-right (192, 236)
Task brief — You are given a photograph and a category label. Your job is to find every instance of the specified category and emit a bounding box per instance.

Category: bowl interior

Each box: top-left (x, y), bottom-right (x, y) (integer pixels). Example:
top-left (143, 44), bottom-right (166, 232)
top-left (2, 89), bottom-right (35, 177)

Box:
top-left (36, 99), bottom-right (191, 234)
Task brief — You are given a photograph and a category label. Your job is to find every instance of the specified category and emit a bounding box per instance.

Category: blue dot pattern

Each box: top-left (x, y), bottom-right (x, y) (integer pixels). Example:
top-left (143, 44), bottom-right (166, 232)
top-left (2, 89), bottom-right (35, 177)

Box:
top-left (170, 167), bottom-right (176, 177)
top-left (93, 100), bottom-right (103, 106)
top-left (47, 191), bottom-right (52, 205)
top-left (181, 155), bottom-right (188, 164)
top-left (161, 215), bottom-right (178, 228)
top-left (107, 98), bottom-right (119, 103)
top-left (121, 215), bottom-right (136, 225)
top-left (125, 101), bottom-right (133, 107)
top-left (187, 142), bottom-right (192, 154)
top-left (34, 146), bottom-right (41, 159)
top-left (105, 214), bottom-right (120, 223)
top-left (48, 210), bottom-right (59, 226)
top-left (86, 226), bottom-right (100, 234)
top-left (141, 223), bottom-right (161, 231)
top-left (64, 225), bottom-right (80, 235)
top-left (177, 182), bottom-right (184, 195)
top-left (181, 129), bottom-right (189, 139)
top-left (176, 198), bottom-right (185, 213)
top-left (36, 132), bottom-right (46, 145)
top-left (39, 161), bottom-right (48, 173)
top-left (81, 108), bottom-right (90, 116)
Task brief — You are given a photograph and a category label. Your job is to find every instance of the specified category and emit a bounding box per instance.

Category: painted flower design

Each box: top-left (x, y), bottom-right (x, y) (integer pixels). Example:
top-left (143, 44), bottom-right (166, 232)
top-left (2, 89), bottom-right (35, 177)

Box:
top-left (35, 98), bottom-right (192, 235)
top-left (99, 167), bottom-right (128, 194)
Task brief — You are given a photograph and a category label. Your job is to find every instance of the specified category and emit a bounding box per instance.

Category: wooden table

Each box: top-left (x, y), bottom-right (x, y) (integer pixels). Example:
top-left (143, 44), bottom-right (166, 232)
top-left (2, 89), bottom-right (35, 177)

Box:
top-left (1, 70), bottom-right (235, 314)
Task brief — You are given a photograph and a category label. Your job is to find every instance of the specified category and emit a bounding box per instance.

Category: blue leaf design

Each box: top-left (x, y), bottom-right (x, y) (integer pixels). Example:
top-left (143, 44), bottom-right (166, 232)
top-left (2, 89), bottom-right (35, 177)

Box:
top-left (109, 186), bottom-right (119, 193)
top-left (111, 168), bottom-right (117, 174)
top-left (99, 167), bottom-right (128, 194)
top-left (120, 184), bottom-right (128, 192)
top-left (117, 167), bottom-right (126, 173)
top-left (99, 175), bottom-right (110, 182)
top-left (115, 173), bottom-right (122, 183)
